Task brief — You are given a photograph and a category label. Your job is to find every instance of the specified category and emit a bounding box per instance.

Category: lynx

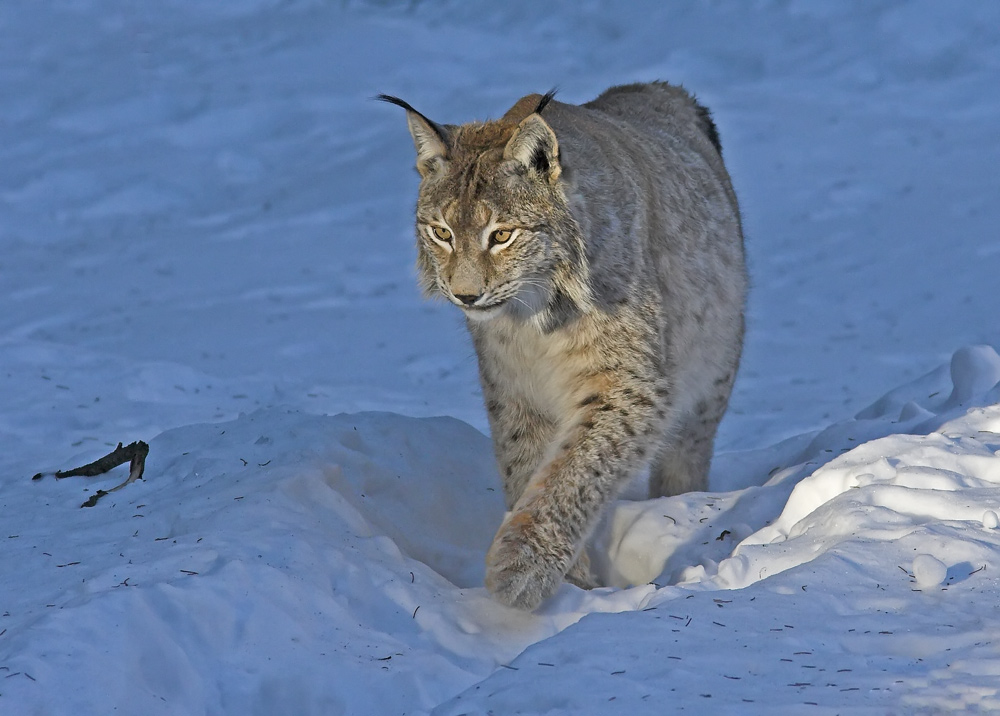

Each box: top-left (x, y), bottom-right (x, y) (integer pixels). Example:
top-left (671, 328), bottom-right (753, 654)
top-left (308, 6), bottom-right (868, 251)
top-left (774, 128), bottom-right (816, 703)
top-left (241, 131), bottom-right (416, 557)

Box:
top-left (381, 82), bottom-right (746, 610)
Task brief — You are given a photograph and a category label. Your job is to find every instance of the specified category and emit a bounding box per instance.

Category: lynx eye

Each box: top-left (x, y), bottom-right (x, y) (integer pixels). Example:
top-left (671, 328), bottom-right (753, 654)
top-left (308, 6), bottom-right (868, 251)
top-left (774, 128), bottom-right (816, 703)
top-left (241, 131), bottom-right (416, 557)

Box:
top-left (430, 225), bottom-right (453, 243)
top-left (489, 228), bottom-right (514, 247)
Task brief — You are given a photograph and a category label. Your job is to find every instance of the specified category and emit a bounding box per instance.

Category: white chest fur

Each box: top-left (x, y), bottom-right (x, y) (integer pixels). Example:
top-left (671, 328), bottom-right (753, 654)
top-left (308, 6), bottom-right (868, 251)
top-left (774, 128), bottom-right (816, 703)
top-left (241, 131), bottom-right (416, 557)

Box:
top-left (476, 315), bottom-right (583, 423)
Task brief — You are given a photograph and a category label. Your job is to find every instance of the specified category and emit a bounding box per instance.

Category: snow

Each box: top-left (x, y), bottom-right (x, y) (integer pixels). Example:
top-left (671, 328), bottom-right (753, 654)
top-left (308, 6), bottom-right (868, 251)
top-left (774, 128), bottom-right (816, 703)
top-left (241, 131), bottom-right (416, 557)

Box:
top-left (912, 555), bottom-right (948, 589)
top-left (2, 1), bottom-right (999, 713)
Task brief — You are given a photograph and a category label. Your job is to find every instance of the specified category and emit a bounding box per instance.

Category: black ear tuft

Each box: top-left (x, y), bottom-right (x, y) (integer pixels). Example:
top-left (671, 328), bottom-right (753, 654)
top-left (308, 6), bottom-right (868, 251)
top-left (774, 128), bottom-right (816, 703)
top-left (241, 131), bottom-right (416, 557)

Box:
top-left (375, 93), bottom-right (450, 146)
top-left (375, 93), bottom-right (417, 113)
top-left (535, 88), bottom-right (558, 115)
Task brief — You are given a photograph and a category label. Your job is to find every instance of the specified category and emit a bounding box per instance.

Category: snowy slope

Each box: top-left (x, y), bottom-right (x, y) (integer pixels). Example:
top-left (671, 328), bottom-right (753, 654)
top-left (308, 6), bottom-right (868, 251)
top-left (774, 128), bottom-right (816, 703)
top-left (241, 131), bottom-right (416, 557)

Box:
top-left (4, 350), bottom-right (1000, 714)
top-left (2, 1), bottom-right (1000, 713)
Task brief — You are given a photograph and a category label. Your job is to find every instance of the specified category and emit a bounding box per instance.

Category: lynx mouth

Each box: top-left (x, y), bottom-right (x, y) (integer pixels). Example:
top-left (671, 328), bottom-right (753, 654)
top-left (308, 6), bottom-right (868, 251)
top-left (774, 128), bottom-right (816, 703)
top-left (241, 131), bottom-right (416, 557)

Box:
top-left (461, 301), bottom-right (505, 321)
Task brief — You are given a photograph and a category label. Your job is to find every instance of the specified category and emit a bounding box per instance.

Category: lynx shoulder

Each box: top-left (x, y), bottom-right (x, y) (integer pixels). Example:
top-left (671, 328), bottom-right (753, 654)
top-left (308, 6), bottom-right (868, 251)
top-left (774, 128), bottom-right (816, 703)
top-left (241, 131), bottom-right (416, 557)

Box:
top-left (381, 82), bottom-right (747, 610)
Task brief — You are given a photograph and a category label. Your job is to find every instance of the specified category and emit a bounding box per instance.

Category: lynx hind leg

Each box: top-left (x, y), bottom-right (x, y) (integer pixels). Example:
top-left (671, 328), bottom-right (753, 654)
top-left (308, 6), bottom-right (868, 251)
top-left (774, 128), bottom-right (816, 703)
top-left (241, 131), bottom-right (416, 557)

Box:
top-left (650, 395), bottom-right (728, 498)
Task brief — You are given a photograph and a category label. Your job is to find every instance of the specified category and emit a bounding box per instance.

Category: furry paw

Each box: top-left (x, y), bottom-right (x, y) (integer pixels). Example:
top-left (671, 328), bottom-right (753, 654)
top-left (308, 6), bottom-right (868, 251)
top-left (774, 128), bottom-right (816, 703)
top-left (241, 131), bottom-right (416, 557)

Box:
top-left (484, 511), bottom-right (569, 611)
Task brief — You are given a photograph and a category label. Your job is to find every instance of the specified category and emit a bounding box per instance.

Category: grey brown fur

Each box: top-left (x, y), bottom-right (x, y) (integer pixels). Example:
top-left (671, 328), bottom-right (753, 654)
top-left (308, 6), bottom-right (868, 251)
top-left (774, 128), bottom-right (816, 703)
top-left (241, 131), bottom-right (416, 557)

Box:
top-left (382, 82), bottom-right (747, 610)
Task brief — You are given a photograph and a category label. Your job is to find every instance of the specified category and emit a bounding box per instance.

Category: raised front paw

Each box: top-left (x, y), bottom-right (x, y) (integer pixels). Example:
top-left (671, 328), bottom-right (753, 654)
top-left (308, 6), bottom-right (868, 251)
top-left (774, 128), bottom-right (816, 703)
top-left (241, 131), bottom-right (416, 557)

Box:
top-left (484, 511), bottom-right (570, 611)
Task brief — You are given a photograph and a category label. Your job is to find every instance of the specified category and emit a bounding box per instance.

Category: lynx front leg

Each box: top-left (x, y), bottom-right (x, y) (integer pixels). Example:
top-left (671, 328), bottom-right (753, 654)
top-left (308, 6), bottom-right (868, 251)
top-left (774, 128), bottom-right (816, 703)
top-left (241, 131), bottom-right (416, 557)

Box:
top-left (485, 382), bottom-right (662, 610)
top-left (485, 396), bottom-right (557, 509)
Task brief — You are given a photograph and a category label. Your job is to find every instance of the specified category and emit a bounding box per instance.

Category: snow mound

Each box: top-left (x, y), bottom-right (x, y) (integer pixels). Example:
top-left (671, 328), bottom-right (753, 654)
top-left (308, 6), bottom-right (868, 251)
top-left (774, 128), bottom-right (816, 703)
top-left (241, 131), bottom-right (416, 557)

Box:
top-left (911, 554), bottom-right (948, 588)
top-left (3, 347), bottom-right (1000, 713)
top-left (0, 410), bottom-right (650, 713)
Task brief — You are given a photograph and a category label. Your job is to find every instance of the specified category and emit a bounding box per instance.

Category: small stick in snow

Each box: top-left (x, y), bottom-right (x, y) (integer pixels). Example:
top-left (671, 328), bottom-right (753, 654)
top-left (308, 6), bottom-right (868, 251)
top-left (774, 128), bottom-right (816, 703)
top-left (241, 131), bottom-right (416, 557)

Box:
top-left (33, 441), bottom-right (149, 480)
top-left (32, 441), bottom-right (149, 508)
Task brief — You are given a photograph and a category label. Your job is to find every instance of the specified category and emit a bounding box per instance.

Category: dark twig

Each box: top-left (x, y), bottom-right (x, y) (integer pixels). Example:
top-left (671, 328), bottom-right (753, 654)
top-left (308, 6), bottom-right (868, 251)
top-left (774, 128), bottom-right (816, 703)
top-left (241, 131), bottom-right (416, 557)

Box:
top-left (32, 441), bottom-right (150, 508)
top-left (33, 441), bottom-right (148, 480)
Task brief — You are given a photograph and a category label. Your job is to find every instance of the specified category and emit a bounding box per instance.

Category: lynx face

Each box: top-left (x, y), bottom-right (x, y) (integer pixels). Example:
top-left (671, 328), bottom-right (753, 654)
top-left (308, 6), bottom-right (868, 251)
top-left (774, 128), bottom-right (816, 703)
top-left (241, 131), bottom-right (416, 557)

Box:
top-left (415, 149), bottom-right (561, 320)
top-left (380, 94), bottom-right (580, 322)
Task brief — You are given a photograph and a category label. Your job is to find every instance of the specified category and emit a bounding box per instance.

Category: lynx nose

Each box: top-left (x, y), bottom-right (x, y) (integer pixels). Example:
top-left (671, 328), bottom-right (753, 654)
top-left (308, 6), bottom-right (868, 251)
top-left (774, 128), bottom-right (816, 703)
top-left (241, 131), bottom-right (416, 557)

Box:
top-left (454, 293), bottom-right (481, 307)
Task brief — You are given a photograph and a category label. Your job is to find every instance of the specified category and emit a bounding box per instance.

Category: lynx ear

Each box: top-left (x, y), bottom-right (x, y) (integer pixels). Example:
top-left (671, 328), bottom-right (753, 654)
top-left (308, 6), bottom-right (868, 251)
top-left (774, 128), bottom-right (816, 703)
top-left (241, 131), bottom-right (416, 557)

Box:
top-left (377, 94), bottom-right (449, 177)
top-left (503, 113), bottom-right (561, 182)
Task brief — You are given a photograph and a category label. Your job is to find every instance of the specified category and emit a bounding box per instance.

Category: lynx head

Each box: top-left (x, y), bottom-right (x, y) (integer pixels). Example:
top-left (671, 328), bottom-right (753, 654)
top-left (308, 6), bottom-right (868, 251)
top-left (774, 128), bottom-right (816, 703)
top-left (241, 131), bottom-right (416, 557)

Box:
top-left (380, 92), bottom-right (590, 324)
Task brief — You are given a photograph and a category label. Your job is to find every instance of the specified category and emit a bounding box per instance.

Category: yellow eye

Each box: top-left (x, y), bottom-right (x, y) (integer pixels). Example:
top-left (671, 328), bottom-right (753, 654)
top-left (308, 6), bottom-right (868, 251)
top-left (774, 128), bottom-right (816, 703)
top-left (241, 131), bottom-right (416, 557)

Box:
top-left (490, 228), bottom-right (513, 246)
top-left (431, 226), bottom-right (453, 242)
